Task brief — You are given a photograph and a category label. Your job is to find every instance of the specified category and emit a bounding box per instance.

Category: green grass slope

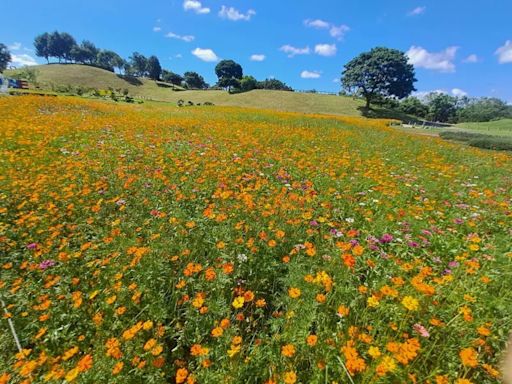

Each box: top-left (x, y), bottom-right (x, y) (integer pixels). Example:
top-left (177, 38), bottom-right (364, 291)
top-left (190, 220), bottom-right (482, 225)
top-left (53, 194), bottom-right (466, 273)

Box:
top-left (456, 119), bottom-right (512, 137)
top-left (7, 64), bottom-right (413, 118)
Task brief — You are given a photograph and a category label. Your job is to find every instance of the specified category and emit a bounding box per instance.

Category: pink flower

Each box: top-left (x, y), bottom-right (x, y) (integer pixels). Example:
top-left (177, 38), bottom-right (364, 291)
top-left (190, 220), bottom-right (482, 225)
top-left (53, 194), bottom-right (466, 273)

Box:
top-left (27, 243), bottom-right (38, 250)
top-left (413, 323), bottom-right (430, 338)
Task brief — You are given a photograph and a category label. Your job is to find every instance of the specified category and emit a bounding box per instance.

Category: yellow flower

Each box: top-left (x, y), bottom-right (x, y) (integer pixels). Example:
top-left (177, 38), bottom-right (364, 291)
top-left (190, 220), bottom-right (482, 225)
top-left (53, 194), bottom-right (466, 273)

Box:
top-left (401, 296), bottom-right (419, 311)
top-left (367, 295), bottom-right (380, 307)
top-left (368, 346), bottom-right (381, 359)
top-left (232, 296), bottom-right (245, 309)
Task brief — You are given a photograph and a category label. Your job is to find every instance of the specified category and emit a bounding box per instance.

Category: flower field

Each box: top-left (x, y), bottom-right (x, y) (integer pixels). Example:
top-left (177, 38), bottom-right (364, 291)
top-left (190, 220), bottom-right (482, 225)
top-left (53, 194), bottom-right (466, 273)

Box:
top-left (1, 96), bottom-right (511, 384)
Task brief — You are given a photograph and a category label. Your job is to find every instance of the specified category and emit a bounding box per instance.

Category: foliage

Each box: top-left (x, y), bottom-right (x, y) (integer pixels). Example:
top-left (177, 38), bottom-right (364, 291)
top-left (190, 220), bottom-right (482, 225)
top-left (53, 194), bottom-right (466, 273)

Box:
top-left (34, 33), bottom-right (51, 63)
top-left (161, 70), bottom-right (184, 86)
top-left (426, 93), bottom-right (458, 123)
top-left (398, 97), bottom-right (429, 118)
top-left (146, 56), bottom-right (162, 81)
top-left (239, 76), bottom-right (258, 92)
top-left (96, 50), bottom-right (124, 72)
top-left (0, 96), bottom-right (511, 384)
top-left (0, 43), bottom-right (11, 72)
top-left (257, 78), bottom-right (293, 91)
top-left (184, 71), bottom-right (208, 89)
top-left (342, 47), bottom-right (416, 108)
top-left (457, 98), bottom-right (512, 122)
top-left (129, 52), bottom-right (148, 77)
top-left (47, 31), bottom-right (77, 63)
top-left (215, 60), bottom-right (243, 91)
top-left (70, 41), bottom-right (99, 65)
top-left (9, 67), bottom-right (39, 83)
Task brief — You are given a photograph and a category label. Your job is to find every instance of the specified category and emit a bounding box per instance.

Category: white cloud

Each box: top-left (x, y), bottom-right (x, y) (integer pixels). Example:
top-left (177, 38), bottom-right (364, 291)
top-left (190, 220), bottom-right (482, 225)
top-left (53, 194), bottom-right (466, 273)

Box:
top-left (330, 24), bottom-right (350, 39)
top-left (451, 88), bottom-right (468, 97)
top-left (280, 45), bottom-right (310, 58)
top-left (8, 42), bottom-right (22, 51)
top-left (166, 32), bottom-right (195, 42)
top-left (495, 40), bottom-right (512, 64)
top-left (408, 6), bottom-right (426, 16)
top-left (304, 19), bottom-right (349, 40)
top-left (219, 6), bottom-right (255, 21)
top-left (175, 54), bottom-right (183, 59)
top-left (315, 44), bottom-right (337, 57)
top-left (250, 54), bottom-right (266, 62)
top-left (301, 70), bottom-right (321, 79)
top-left (304, 19), bottom-right (330, 29)
top-left (463, 54), bottom-right (479, 63)
top-left (153, 26), bottom-right (162, 32)
top-left (191, 47), bottom-right (219, 62)
top-left (183, 0), bottom-right (210, 14)
top-left (11, 53), bottom-right (38, 67)
top-left (406, 45), bottom-right (458, 72)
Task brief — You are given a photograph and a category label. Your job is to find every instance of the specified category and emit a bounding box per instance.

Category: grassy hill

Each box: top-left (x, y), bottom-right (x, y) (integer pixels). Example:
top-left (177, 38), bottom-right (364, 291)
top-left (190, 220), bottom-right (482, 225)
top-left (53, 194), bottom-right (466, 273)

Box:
top-left (456, 119), bottom-right (512, 137)
top-left (6, 64), bottom-right (413, 118)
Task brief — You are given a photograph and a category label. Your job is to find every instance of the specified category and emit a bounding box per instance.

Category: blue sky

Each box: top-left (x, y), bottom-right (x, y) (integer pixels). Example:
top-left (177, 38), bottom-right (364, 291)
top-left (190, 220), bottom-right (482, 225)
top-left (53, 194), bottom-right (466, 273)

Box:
top-left (2, 0), bottom-right (512, 101)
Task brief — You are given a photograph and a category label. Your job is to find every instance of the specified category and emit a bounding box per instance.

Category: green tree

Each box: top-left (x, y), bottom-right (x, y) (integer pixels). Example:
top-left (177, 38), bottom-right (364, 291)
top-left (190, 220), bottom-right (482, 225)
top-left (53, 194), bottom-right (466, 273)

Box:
top-left (399, 97), bottom-right (429, 118)
top-left (0, 43), bottom-right (11, 72)
top-left (96, 50), bottom-right (121, 72)
top-left (341, 47), bottom-right (416, 108)
top-left (48, 31), bottom-right (76, 62)
top-left (162, 70), bottom-right (184, 86)
top-left (457, 97), bottom-right (512, 122)
top-left (215, 59), bottom-right (243, 91)
top-left (70, 40), bottom-right (99, 64)
top-left (426, 93), bottom-right (458, 123)
top-left (129, 52), bottom-right (148, 77)
top-left (258, 78), bottom-right (293, 91)
top-left (184, 71), bottom-right (208, 89)
top-left (239, 75), bottom-right (258, 92)
top-left (34, 33), bottom-right (51, 63)
top-left (146, 56), bottom-right (162, 80)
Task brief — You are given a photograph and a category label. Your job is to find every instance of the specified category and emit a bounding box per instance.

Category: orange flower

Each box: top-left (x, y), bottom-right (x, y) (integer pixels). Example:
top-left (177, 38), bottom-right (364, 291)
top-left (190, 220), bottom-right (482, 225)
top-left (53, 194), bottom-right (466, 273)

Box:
top-left (175, 368), bottom-right (188, 383)
top-left (283, 371), bottom-right (297, 384)
top-left (459, 347), bottom-right (478, 367)
top-left (281, 344), bottom-right (296, 357)
top-left (306, 335), bottom-right (317, 346)
top-left (288, 287), bottom-right (301, 299)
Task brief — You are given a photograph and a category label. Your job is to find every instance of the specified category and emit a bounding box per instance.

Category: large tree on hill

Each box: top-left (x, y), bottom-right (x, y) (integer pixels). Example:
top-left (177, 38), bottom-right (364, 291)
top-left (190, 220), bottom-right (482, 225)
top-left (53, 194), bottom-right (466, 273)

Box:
top-left (96, 50), bottom-right (123, 72)
top-left (341, 47), bottom-right (416, 108)
top-left (162, 70), bottom-right (184, 86)
top-left (129, 52), bottom-right (148, 77)
top-left (70, 40), bottom-right (99, 64)
top-left (47, 31), bottom-right (76, 62)
top-left (184, 71), bottom-right (208, 89)
top-left (0, 43), bottom-right (11, 72)
top-left (215, 59), bottom-right (243, 91)
top-left (34, 33), bottom-right (51, 63)
top-left (146, 56), bottom-right (162, 80)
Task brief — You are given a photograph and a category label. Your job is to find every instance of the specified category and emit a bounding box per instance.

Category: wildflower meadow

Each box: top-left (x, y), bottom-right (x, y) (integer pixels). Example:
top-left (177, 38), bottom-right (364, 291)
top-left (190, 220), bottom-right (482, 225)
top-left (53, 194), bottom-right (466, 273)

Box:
top-left (1, 96), bottom-right (511, 383)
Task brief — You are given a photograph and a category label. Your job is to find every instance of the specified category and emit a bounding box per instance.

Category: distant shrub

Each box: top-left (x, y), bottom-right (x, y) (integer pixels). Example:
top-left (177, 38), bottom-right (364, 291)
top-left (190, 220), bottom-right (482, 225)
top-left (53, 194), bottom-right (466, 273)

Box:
top-left (468, 137), bottom-right (512, 151)
top-left (203, 101), bottom-right (214, 106)
top-left (439, 131), bottom-right (488, 142)
top-left (177, 99), bottom-right (185, 107)
top-left (439, 130), bottom-right (512, 151)
top-left (187, 101), bottom-right (194, 106)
